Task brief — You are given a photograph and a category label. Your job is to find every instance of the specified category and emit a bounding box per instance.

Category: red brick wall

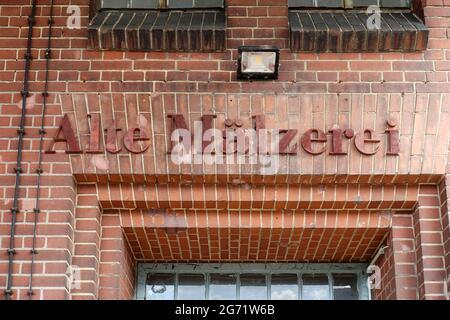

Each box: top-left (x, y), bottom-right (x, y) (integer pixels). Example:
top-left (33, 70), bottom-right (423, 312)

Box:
top-left (372, 233), bottom-right (397, 300)
top-left (98, 210), bottom-right (135, 300)
top-left (392, 216), bottom-right (420, 300)
top-left (71, 184), bottom-right (101, 299)
top-left (1, 0), bottom-right (450, 300)
top-left (438, 145), bottom-right (450, 299)
top-left (415, 185), bottom-right (448, 299)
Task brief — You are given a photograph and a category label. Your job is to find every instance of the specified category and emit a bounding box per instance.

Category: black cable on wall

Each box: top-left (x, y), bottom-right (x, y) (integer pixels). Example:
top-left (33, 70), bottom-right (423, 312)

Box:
top-left (4, 0), bottom-right (37, 300)
top-left (28, 0), bottom-right (54, 299)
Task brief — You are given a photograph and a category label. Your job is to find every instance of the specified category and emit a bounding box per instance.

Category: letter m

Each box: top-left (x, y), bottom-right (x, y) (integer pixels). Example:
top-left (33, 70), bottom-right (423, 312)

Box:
top-left (168, 114), bottom-right (190, 153)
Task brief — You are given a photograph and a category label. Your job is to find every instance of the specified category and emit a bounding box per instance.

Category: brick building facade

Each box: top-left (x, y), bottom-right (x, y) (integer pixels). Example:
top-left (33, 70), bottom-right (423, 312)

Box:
top-left (0, 0), bottom-right (450, 300)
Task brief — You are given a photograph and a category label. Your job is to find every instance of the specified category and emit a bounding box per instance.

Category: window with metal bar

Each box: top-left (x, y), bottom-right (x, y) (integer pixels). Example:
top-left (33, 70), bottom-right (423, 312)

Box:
top-left (288, 0), bottom-right (428, 52)
top-left (288, 0), bottom-right (412, 8)
top-left (138, 263), bottom-right (369, 300)
top-left (100, 0), bottom-right (224, 9)
top-left (88, 0), bottom-right (226, 51)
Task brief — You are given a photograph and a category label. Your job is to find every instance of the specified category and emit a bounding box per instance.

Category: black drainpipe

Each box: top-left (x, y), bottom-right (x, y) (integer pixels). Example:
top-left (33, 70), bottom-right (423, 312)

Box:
top-left (4, 0), bottom-right (37, 300)
top-left (28, 0), bottom-right (54, 299)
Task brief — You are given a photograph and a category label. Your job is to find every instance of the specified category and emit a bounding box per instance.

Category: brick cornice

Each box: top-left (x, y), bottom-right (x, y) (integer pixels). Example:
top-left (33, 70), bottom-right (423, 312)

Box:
top-left (97, 183), bottom-right (419, 211)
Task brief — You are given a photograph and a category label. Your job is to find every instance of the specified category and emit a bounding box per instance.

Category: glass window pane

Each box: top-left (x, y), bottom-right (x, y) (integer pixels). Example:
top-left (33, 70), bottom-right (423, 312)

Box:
top-left (302, 274), bottom-right (330, 300)
top-left (178, 274), bottom-right (206, 300)
top-left (333, 274), bottom-right (359, 300)
top-left (209, 274), bottom-right (237, 300)
top-left (271, 274), bottom-right (298, 300)
top-left (146, 273), bottom-right (175, 300)
top-left (240, 274), bottom-right (267, 300)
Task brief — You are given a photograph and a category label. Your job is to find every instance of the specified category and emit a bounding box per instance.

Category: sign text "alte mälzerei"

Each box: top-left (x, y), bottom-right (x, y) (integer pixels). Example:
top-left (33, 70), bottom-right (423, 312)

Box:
top-left (45, 114), bottom-right (400, 157)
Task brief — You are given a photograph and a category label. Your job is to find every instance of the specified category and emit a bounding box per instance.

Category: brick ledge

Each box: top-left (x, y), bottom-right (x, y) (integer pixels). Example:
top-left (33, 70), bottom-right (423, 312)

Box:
top-left (289, 10), bottom-right (429, 53)
top-left (88, 10), bottom-right (226, 52)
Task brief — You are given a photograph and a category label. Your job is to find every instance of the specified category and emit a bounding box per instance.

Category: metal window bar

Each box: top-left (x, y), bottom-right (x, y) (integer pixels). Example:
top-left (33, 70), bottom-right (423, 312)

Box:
top-left (205, 274), bottom-right (209, 300)
top-left (328, 273), bottom-right (334, 300)
top-left (174, 274), bottom-right (178, 300)
top-left (298, 274), bottom-right (303, 300)
top-left (236, 274), bottom-right (239, 300)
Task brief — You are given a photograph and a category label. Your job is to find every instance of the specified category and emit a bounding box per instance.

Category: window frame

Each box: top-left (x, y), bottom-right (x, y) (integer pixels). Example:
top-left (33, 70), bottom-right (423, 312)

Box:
top-left (286, 0), bottom-right (425, 21)
top-left (287, 0), bottom-right (413, 9)
top-left (88, 0), bottom-right (227, 51)
top-left (136, 263), bottom-right (370, 300)
top-left (96, 0), bottom-right (225, 10)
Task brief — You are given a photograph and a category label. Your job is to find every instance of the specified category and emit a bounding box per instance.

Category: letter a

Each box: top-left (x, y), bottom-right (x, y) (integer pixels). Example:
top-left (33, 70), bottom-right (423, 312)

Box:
top-left (46, 114), bottom-right (82, 154)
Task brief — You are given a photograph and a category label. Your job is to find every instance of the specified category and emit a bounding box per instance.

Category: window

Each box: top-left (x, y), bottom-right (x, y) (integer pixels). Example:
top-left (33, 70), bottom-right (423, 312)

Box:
top-left (177, 274), bottom-right (206, 300)
top-left (146, 273), bottom-right (175, 300)
top-left (88, 0), bottom-right (226, 51)
top-left (271, 274), bottom-right (299, 300)
top-left (288, 0), bottom-right (412, 8)
top-left (333, 274), bottom-right (359, 300)
top-left (100, 0), bottom-right (224, 9)
top-left (137, 264), bottom-right (369, 300)
top-left (209, 274), bottom-right (237, 300)
top-left (302, 274), bottom-right (330, 300)
top-left (288, 0), bottom-right (428, 52)
top-left (240, 274), bottom-right (268, 300)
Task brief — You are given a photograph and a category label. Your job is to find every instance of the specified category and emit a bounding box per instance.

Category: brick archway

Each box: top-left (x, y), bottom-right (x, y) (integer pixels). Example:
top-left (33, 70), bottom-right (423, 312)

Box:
top-left (68, 180), bottom-right (448, 300)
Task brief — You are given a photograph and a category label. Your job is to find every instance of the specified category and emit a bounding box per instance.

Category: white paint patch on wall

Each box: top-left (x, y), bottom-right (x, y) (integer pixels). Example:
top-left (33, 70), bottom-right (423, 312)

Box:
top-left (90, 154), bottom-right (109, 171)
top-left (17, 93), bottom-right (35, 110)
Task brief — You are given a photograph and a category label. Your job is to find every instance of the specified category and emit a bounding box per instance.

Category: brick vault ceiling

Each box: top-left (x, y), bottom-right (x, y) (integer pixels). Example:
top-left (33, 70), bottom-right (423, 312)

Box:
top-left (120, 209), bottom-right (391, 262)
